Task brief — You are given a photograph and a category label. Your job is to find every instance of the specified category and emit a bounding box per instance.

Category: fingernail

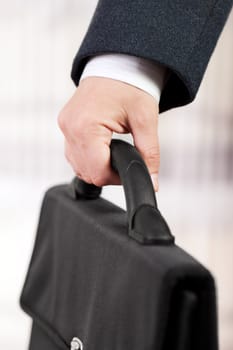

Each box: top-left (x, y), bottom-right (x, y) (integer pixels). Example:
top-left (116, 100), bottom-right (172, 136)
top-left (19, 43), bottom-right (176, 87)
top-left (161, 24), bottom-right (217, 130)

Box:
top-left (151, 173), bottom-right (159, 192)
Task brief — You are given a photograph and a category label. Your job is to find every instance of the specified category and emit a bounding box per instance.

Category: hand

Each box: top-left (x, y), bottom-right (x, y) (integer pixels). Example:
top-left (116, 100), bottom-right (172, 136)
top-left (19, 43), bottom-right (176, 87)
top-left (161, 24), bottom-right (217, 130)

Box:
top-left (58, 77), bottom-right (160, 191)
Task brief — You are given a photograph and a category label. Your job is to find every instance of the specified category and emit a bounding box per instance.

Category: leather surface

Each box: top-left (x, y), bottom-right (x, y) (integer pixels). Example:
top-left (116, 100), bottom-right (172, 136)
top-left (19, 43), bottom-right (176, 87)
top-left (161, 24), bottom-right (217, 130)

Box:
top-left (20, 184), bottom-right (218, 350)
top-left (29, 322), bottom-right (64, 350)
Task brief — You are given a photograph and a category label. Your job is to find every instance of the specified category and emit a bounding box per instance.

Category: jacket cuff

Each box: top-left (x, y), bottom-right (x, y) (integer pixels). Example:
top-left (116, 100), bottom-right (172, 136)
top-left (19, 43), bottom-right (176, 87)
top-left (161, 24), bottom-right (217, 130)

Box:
top-left (71, 0), bottom-right (232, 112)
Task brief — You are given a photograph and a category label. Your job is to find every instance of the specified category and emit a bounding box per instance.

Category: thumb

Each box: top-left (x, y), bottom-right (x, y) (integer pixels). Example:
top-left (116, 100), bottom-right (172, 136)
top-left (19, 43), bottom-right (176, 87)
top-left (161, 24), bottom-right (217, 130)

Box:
top-left (129, 112), bottom-right (160, 192)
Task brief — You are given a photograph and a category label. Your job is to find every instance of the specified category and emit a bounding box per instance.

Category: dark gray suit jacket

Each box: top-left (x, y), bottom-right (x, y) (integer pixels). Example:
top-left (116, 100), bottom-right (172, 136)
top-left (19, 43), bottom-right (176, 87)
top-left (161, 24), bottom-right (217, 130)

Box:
top-left (71, 1), bottom-right (232, 112)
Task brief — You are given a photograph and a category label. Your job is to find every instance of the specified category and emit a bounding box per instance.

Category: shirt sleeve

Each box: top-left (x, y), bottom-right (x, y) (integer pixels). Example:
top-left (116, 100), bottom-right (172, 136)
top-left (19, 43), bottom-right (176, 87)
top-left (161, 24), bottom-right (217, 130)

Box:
top-left (79, 53), bottom-right (168, 103)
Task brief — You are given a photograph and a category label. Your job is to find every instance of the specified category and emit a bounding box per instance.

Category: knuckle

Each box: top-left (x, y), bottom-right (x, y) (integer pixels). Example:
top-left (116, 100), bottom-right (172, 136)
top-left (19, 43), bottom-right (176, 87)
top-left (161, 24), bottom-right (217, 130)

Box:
top-left (133, 113), bottom-right (152, 128)
top-left (57, 109), bottom-right (67, 130)
top-left (73, 118), bottom-right (94, 138)
top-left (142, 146), bottom-right (160, 161)
top-left (133, 109), bottom-right (157, 128)
top-left (57, 108), bottom-right (86, 137)
top-left (72, 121), bottom-right (84, 137)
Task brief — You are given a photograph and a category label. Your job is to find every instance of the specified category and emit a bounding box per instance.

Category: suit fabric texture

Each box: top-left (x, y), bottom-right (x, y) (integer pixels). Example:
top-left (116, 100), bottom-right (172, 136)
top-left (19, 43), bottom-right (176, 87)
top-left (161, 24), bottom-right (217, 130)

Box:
top-left (71, 1), bottom-right (232, 112)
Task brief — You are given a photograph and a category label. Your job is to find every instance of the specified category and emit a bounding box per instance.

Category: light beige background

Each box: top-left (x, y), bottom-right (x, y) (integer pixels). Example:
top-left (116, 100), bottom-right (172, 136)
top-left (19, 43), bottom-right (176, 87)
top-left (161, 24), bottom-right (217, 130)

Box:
top-left (0, 1), bottom-right (232, 349)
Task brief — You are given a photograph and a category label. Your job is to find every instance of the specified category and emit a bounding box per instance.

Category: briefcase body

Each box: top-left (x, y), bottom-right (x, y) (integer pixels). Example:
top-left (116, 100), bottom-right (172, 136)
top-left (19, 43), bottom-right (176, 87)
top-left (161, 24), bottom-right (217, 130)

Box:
top-left (20, 140), bottom-right (218, 350)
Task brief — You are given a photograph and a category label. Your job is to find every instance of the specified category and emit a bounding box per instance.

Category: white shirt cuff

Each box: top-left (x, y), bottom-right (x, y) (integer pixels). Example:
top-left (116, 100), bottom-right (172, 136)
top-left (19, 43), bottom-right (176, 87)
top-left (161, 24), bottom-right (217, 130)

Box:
top-left (79, 53), bottom-right (167, 103)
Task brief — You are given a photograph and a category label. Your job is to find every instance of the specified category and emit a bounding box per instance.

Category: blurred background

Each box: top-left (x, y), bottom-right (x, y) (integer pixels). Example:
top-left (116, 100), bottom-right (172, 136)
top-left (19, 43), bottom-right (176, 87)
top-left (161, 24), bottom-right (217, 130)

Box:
top-left (0, 1), bottom-right (232, 349)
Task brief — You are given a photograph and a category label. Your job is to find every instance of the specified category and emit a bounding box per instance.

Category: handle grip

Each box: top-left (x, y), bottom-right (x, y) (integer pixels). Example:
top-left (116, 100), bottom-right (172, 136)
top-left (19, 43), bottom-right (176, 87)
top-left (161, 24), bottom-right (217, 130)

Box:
top-left (72, 139), bottom-right (174, 245)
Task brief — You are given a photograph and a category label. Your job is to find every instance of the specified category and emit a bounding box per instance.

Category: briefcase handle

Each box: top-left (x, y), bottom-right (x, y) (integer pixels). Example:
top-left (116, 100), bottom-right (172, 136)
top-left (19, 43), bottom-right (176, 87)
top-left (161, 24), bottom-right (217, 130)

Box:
top-left (72, 139), bottom-right (174, 245)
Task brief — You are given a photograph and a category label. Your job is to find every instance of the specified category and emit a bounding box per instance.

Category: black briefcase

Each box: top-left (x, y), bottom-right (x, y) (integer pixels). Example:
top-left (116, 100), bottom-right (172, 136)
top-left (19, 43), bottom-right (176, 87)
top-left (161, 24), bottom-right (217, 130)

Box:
top-left (20, 139), bottom-right (218, 350)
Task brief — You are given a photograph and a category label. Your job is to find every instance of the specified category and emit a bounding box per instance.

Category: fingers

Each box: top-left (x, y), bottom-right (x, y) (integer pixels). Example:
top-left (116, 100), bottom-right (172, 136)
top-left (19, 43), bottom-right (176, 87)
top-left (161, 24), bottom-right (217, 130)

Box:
top-left (62, 126), bottom-right (121, 187)
top-left (64, 140), bottom-right (92, 183)
top-left (85, 140), bottom-right (121, 186)
top-left (128, 104), bottom-right (160, 191)
top-left (58, 78), bottom-right (160, 191)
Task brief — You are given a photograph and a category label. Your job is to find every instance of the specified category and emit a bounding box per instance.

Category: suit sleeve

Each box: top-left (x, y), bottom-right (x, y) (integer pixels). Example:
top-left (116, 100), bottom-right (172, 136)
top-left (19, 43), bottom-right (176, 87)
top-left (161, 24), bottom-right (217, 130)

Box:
top-left (71, 0), bottom-right (233, 113)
